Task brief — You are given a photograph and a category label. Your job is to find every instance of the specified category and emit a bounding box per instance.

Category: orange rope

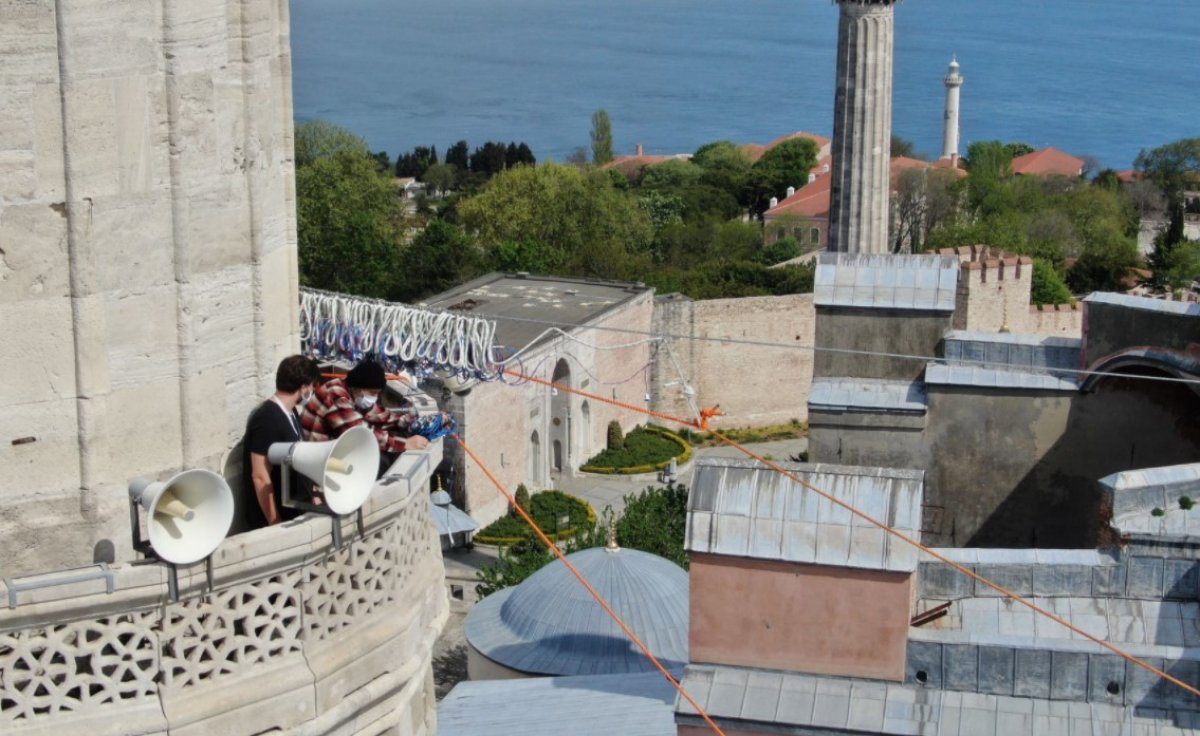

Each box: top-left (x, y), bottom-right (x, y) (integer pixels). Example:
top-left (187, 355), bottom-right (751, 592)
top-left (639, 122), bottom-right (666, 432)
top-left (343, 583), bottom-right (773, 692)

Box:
top-left (453, 433), bottom-right (727, 736)
top-left (503, 369), bottom-right (1200, 701)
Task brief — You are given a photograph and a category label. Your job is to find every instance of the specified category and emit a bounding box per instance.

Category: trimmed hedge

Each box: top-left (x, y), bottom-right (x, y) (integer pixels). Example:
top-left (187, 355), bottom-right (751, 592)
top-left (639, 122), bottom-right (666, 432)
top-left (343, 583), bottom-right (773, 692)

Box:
top-left (581, 425), bottom-right (691, 475)
top-left (475, 490), bottom-right (598, 545)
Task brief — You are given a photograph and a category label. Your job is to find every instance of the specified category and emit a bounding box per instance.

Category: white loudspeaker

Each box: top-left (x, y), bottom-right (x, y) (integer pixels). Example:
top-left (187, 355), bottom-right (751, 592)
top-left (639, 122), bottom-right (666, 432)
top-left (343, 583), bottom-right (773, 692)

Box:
top-left (129, 469), bottom-right (235, 564)
top-left (269, 425), bottom-right (379, 515)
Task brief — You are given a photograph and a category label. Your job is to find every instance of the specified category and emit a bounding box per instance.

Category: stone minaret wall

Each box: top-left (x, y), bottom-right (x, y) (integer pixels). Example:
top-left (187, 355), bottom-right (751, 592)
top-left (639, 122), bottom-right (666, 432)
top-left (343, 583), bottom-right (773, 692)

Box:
top-left (0, 0), bottom-right (300, 575)
top-left (942, 56), bottom-right (964, 161)
top-left (828, 0), bottom-right (897, 254)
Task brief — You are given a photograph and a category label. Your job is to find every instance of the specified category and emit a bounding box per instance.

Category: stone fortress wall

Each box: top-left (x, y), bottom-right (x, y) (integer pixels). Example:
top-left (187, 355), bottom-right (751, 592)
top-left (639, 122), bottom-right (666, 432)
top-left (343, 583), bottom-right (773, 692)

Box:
top-left (941, 246), bottom-right (1083, 336)
top-left (650, 294), bottom-right (817, 429)
top-left (0, 0), bottom-right (300, 576)
top-left (647, 255), bottom-right (1075, 433)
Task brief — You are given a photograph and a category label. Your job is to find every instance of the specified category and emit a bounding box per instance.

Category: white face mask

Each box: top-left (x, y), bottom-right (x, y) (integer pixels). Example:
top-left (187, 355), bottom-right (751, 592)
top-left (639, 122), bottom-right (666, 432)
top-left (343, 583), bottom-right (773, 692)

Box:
top-left (356, 395), bottom-right (378, 411)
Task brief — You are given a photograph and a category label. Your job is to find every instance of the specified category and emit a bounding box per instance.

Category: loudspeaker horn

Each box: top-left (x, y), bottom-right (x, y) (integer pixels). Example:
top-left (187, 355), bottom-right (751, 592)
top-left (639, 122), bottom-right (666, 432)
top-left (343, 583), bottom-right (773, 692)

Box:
top-left (128, 469), bottom-right (235, 564)
top-left (269, 425), bottom-right (379, 515)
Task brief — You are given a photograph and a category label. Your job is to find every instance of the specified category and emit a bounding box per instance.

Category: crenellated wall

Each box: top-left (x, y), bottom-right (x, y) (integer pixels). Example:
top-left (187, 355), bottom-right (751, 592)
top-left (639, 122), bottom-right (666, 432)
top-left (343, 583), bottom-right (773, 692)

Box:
top-left (0, 446), bottom-right (448, 736)
top-left (940, 246), bottom-right (1082, 337)
top-left (0, 0), bottom-right (299, 575)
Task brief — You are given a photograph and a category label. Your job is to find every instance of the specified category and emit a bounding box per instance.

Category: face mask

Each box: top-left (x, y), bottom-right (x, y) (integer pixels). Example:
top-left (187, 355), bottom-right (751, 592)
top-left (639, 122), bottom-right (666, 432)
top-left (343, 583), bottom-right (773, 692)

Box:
top-left (356, 395), bottom-right (378, 411)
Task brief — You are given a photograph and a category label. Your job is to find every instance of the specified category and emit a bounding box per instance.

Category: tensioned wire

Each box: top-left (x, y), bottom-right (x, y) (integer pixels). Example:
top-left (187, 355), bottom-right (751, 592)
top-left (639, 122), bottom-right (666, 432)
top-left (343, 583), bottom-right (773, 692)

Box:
top-left (477, 309), bottom-right (1200, 388)
top-left (300, 286), bottom-right (1200, 388)
top-left (453, 433), bottom-right (730, 736)
top-left (466, 367), bottom-right (1200, 707)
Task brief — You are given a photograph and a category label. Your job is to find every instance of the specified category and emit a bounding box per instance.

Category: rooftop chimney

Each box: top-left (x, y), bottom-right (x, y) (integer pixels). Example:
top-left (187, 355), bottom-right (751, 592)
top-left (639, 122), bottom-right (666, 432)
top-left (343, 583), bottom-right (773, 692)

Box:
top-left (769, 196), bottom-right (779, 210)
top-left (786, 186), bottom-right (796, 198)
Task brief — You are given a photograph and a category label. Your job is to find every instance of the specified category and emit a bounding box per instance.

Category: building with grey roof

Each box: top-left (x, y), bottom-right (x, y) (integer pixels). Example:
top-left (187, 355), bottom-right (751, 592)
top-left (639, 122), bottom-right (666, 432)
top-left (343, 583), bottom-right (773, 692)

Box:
top-left (671, 458), bottom-right (1200, 736)
top-left (464, 544), bottom-right (688, 679)
top-left (439, 671), bottom-right (677, 736)
top-left (807, 254), bottom-right (1200, 549)
top-left (422, 272), bottom-right (656, 528)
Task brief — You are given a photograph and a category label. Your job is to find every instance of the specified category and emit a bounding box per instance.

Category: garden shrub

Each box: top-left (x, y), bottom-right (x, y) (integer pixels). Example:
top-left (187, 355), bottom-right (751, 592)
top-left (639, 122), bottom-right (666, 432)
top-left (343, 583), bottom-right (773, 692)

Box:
top-left (582, 425), bottom-right (686, 471)
top-left (607, 420), bottom-right (625, 450)
top-left (514, 483), bottom-right (531, 514)
top-left (475, 490), bottom-right (595, 544)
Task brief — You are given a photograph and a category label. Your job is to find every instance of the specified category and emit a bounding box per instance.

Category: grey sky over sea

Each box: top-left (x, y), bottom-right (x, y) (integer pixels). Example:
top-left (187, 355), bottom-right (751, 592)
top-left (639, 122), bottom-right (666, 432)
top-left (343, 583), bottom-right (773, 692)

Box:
top-left (292, 0), bottom-right (1199, 170)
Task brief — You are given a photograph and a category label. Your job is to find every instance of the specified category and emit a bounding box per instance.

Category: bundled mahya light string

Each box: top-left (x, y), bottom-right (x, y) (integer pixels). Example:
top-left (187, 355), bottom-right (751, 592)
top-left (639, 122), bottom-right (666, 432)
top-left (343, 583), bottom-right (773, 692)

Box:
top-left (300, 287), bottom-right (503, 382)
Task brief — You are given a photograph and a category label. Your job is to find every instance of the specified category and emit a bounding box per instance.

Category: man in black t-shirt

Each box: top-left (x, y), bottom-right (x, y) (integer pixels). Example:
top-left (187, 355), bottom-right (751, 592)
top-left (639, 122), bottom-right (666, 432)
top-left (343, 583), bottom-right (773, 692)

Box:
top-left (241, 355), bottom-right (321, 529)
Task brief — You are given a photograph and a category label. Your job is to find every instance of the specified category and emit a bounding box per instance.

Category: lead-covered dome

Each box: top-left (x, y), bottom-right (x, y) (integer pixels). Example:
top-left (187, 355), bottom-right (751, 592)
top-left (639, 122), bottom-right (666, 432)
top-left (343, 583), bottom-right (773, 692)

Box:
top-left (465, 546), bottom-right (688, 676)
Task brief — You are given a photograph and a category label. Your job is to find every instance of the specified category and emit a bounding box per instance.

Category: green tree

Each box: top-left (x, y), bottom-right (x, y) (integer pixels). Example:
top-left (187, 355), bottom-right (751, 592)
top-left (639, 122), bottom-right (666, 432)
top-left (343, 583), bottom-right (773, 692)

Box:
top-left (637, 190), bottom-right (685, 231)
top-left (891, 135), bottom-right (918, 159)
top-left (749, 137), bottom-right (819, 214)
top-left (1030, 259), bottom-right (1073, 304)
top-left (489, 238), bottom-right (567, 274)
top-left (457, 163), bottom-right (652, 279)
top-left (1067, 230), bottom-right (1139, 293)
top-left (615, 485), bottom-right (690, 569)
top-left (1135, 138), bottom-right (1200, 202)
top-left (295, 120), bottom-right (370, 169)
top-left (756, 236), bottom-right (802, 265)
top-left (590, 109), bottom-right (614, 165)
top-left (445, 140), bottom-right (470, 171)
top-left (692, 140), bottom-right (753, 207)
top-left (639, 159), bottom-right (703, 190)
top-left (296, 150), bottom-right (403, 299)
top-left (607, 420), bottom-right (625, 450)
top-left (1159, 240), bottom-right (1200, 295)
top-left (1004, 142), bottom-right (1036, 160)
top-left (474, 484), bottom-right (691, 598)
top-left (422, 162), bottom-right (457, 196)
top-left (514, 484), bottom-right (531, 514)
top-left (395, 220), bottom-right (484, 302)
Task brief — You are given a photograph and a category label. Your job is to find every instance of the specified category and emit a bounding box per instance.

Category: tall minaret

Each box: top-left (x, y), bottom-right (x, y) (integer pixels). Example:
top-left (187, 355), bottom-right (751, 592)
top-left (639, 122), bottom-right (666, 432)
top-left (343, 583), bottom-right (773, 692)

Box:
top-left (827, 0), bottom-right (898, 254)
top-left (941, 55), bottom-right (964, 163)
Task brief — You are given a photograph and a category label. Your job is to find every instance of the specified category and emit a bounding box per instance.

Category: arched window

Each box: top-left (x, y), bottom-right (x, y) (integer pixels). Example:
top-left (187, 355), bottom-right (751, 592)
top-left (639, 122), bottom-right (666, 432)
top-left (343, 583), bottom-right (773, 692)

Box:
top-left (551, 359), bottom-right (571, 473)
top-left (529, 431), bottom-right (541, 485)
top-left (810, 227), bottom-right (821, 245)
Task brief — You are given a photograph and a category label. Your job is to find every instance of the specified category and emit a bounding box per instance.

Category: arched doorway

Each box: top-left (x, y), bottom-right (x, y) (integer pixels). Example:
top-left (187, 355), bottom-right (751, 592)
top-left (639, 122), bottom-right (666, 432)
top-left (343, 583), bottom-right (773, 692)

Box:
top-left (529, 431), bottom-right (541, 486)
top-left (551, 359), bottom-right (571, 473)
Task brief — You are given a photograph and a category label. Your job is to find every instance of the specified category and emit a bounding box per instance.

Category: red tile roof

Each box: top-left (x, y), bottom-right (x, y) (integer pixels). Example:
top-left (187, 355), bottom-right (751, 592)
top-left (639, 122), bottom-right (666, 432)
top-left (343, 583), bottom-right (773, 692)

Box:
top-left (1011, 147), bottom-right (1085, 177)
top-left (744, 132), bottom-right (832, 163)
top-left (1116, 169), bottom-right (1145, 183)
top-left (603, 154), bottom-right (677, 177)
top-left (765, 174), bottom-right (831, 219)
top-left (766, 157), bottom-right (965, 220)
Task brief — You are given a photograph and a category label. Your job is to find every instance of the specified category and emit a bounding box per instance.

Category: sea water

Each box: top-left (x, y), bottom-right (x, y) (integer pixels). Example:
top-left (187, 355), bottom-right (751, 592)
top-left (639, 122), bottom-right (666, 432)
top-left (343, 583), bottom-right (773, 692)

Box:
top-left (291, 0), bottom-right (1199, 170)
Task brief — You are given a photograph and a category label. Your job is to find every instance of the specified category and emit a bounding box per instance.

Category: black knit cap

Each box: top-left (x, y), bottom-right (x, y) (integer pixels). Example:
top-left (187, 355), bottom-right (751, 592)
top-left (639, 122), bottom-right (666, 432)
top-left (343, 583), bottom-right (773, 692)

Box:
top-left (345, 360), bottom-right (387, 390)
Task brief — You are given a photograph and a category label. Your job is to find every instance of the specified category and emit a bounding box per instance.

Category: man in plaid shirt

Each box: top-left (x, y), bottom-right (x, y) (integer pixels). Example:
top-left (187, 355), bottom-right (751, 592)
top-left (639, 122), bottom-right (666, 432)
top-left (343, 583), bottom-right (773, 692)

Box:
top-left (299, 360), bottom-right (430, 464)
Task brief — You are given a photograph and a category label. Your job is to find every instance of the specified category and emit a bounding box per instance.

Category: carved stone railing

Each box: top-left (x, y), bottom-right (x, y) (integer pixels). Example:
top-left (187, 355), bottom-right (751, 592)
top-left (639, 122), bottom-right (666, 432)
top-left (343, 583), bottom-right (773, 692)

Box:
top-left (1, 443), bottom-right (448, 736)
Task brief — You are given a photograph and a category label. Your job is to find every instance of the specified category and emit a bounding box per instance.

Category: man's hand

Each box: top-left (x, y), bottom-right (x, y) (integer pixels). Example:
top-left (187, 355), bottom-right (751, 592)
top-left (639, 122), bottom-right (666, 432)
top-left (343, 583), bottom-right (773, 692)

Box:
top-left (406, 435), bottom-right (430, 451)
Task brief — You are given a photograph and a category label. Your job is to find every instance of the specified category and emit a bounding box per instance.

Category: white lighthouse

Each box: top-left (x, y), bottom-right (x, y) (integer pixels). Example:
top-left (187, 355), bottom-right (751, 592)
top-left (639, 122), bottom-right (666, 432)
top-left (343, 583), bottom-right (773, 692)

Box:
top-left (941, 55), bottom-right (963, 163)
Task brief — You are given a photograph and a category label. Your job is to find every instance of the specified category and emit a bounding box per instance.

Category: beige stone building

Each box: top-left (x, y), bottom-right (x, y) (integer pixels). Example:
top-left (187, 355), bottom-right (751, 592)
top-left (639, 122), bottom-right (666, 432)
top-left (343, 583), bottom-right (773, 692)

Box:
top-left (422, 273), bottom-right (656, 527)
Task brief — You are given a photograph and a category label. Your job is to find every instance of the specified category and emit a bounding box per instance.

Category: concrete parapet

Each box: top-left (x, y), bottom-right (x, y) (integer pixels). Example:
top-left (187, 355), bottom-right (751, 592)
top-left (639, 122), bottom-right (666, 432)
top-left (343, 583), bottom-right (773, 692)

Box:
top-left (0, 444), bottom-right (448, 735)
